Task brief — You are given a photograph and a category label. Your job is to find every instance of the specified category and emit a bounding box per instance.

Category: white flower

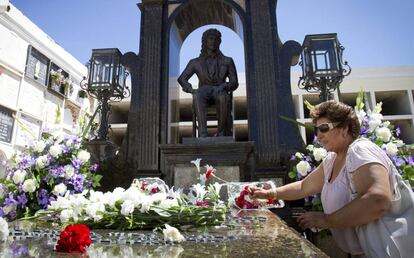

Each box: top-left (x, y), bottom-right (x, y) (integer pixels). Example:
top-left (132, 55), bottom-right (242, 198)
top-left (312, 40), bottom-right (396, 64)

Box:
top-left (22, 179), bottom-right (37, 193)
top-left (35, 155), bottom-right (49, 168)
top-left (383, 142), bottom-right (398, 156)
top-left (355, 109), bottom-right (366, 122)
top-left (190, 158), bottom-right (202, 173)
top-left (121, 200), bottom-right (135, 216)
top-left (60, 209), bottom-right (74, 223)
top-left (12, 170), bottom-right (26, 184)
top-left (64, 165), bottom-right (75, 179)
top-left (0, 217), bottom-right (9, 242)
top-left (305, 145), bottom-right (314, 152)
top-left (53, 183), bottom-right (67, 196)
top-left (162, 224), bottom-right (185, 243)
top-left (375, 127), bottom-right (392, 142)
top-left (0, 185), bottom-right (5, 199)
top-left (395, 140), bottom-right (404, 147)
top-left (3, 204), bottom-right (16, 215)
top-left (382, 121), bottom-right (390, 127)
top-left (86, 203), bottom-right (105, 222)
top-left (49, 145), bottom-right (62, 158)
top-left (296, 161), bottom-right (311, 177)
top-left (368, 118), bottom-right (381, 132)
top-left (295, 152), bottom-right (304, 159)
top-left (372, 102), bottom-right (382, 113)
top-left (313, 148), bottom-right (328, 162)
top-left (77, 150), bottom-right (91, 163)
top-left (32, 140), bottom-right (46, 153)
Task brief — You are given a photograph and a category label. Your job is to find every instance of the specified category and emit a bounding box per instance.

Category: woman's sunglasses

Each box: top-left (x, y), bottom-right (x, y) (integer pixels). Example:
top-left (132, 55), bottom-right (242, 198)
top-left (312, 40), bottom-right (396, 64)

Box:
top-left (314, 122), bottom-right (340, 133)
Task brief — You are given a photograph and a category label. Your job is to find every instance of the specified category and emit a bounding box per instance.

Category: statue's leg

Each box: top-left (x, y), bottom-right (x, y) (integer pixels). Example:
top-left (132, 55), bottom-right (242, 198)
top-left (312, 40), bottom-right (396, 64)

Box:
top-left (215, 91), bottom-right (231, 136)
top-left (194, 88), bottom-right (209, 137)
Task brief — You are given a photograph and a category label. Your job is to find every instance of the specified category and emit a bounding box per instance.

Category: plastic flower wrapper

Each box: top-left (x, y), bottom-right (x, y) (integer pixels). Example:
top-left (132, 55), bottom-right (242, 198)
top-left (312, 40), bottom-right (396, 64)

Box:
top-left (227, 181), bottom-right (284, 210)
top-left (0, 129), bottom-right (101, 221)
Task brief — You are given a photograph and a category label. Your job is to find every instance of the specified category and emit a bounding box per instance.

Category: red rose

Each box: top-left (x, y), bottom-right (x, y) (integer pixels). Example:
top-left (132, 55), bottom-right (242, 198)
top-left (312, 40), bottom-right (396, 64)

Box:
top-left (56, 224), bottom-right (92, 253)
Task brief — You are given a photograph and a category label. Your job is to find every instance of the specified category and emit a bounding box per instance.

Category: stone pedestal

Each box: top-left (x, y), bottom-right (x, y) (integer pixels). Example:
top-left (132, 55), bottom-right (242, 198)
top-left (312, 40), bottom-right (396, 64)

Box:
top-left (160, 142), bottom-right (255, 188)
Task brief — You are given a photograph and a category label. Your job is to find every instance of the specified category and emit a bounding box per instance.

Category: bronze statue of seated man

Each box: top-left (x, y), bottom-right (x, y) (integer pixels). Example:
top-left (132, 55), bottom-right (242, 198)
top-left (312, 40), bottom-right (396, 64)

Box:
top-left (178, 28), bottom-right (239, 137)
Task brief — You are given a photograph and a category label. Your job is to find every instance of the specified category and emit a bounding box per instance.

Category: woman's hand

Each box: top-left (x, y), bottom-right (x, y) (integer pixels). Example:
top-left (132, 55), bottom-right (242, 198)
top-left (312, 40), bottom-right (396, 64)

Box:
top-left (297, 212), bottom-right (329, 230)
top-left (248, 187), bottom-right (275, 200)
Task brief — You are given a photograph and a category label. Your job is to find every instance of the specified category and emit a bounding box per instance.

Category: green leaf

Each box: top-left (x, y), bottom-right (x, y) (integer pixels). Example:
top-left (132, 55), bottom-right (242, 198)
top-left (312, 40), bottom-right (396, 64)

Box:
top-left (279, 115), bottom-right (314, 130)
top-left (304, 100), bottom-right (314, 112)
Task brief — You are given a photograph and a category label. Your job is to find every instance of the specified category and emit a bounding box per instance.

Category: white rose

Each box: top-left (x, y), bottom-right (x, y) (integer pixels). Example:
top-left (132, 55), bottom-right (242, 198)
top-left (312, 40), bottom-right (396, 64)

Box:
top-left (121, 200), bottom-right (135, 216)
top-left (77, 150), bottom-right (90, 163)
top-left (296, 161), bottom-right (311, 177)
top-left (12, 170), bottom-right (27, 184)
top-left (383, 142), bottom-right (398, 156)
top-left (313, 148), bottom-right (328, 162)
top-left (162, 224), bottom-right (185, 243)
top-left (295, 152), bottom-right (304, 159)
top-left (53, 183), bottom-right (67, 196)
top-left (49, 145), bottom-right (62, 158)
top-left (22, 179), bottom-right (37, 193)
top-left (0, 217), bottom-right (9, 242)
top-left (33, 140), bottom-right (46, 153)
top-left (36, 155), bottom-right (49, 169)
top-left (375, 127), bottom-right (392, 142)
top-left (64, 165), bottom-right (75, 179)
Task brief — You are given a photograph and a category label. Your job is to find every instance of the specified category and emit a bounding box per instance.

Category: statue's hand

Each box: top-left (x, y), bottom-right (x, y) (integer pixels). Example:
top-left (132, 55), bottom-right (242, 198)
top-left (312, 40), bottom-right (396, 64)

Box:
top-left (183, 86), bottom-right (194, 94)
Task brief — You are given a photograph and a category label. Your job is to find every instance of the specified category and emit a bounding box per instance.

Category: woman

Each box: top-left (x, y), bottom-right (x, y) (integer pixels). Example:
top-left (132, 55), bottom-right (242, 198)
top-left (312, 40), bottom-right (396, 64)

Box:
top-left (249, 100), bottom-right (393, 257)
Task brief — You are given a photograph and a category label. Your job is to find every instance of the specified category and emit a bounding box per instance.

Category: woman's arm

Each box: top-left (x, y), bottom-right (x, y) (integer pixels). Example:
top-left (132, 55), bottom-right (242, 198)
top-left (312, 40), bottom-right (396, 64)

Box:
top-left (324, 163), bottom-right (392, 229)
top-left (250, 164), bottom-right (325, 201)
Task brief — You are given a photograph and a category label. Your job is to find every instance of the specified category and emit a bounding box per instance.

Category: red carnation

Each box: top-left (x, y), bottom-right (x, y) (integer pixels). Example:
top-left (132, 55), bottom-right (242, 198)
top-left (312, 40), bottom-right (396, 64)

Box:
top-left (56, 224), bottom-right (92, 253)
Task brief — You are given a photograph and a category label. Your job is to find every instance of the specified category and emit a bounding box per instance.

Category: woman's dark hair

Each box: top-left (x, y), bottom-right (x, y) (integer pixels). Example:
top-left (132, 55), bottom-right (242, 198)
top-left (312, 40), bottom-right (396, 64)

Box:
top-left (310, 100), bottom-right (360, 140)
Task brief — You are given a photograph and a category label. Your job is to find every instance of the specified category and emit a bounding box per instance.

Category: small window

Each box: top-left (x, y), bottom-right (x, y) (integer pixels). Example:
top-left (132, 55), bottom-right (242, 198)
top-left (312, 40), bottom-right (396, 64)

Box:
top-left (25, 46), bottom-right (50, 86)
top-left (49, 63), bottom-right (71, 97)
top-left (0, 105), bottom-right (14, 144)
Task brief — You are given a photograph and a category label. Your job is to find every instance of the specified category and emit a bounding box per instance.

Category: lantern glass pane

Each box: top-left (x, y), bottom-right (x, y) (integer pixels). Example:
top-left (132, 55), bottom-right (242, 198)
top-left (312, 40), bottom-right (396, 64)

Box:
top-left (311, 39), bottom-right (340, 76)
top-left (91, 55), bottom-right (113, 89)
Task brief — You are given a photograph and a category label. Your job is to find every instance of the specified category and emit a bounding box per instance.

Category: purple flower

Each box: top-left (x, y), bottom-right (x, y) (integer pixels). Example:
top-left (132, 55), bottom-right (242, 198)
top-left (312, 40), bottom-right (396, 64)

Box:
top-left (71, 174), bottom-right (84, 192)
top-left (395, 127), bottom-right (401, 136)
top-left (16, 193), bottom-right (28, 208)
top-left (90, 164), bottom-right (99, 172)
top-left (10, 242), bottom-right (29, 257)
top-left (71, 158), bottom-right (82, 170)
top-left (290, 155), bottom-right (296, 161)
top-left (37, 189), bottom-right (50, 208)
top-left (5, 192), bottom-right (18, 207)
top-left (407, 156), bottom-right (414, 167)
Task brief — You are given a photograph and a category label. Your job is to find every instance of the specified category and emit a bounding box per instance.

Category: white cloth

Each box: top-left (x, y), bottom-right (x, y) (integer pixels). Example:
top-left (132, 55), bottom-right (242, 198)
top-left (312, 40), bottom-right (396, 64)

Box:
top-left (320, 139), bottom-right (392, 255)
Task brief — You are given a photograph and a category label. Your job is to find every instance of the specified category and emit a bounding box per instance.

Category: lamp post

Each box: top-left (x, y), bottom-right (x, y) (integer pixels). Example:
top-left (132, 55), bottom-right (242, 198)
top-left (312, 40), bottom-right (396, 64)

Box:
top-left (298, 33), bottom-right (351, 102)
top-left (81, 48), bottom-right (130, 141)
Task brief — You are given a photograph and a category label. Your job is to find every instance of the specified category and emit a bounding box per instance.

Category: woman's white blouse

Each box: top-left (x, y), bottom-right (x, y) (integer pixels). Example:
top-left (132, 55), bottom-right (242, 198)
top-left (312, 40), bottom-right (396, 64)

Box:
top-left (320, 139), bottom-right (392, 255)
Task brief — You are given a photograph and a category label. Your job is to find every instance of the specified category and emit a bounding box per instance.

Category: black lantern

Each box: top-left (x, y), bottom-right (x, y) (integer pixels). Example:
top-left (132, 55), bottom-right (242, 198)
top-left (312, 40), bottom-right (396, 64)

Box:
top-left (298, 33), bottom-right (351, 102)
top-left (81, 48), bottom-right (129, 141)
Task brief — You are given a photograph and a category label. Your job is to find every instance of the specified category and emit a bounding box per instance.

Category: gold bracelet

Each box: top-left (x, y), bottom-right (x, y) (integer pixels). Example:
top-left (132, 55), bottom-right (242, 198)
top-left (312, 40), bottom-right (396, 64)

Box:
top-left (271, 189), bottom-right (278, 199)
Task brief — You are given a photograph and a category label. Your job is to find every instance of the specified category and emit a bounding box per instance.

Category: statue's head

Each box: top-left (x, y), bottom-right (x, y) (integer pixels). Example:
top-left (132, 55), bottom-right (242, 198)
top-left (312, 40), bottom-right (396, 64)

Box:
top-left (200, 28), bottom-right (222, 57)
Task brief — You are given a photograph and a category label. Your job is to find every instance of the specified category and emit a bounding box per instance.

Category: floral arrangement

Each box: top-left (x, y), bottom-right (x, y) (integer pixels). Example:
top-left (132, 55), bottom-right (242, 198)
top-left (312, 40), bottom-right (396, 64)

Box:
top-left (0, 130), bottom-right (101, 221)
top-left (50, 69), bottom-right (73, 96)
top-left (30, 178), bottom-right (226, 231)
top-left (289, 92), bottom-right (414, 210)
top-left (56, 224), bottom-right (91, 253)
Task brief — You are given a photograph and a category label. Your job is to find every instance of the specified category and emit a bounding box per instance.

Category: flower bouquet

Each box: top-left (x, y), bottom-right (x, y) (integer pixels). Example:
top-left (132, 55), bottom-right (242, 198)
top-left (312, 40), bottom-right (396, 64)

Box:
top-left (0, 130), bottom-right (101, 221)
top-left (227, 181), bottom-right (284, 210)
top-left (28, 178), bottom-right (226, 231)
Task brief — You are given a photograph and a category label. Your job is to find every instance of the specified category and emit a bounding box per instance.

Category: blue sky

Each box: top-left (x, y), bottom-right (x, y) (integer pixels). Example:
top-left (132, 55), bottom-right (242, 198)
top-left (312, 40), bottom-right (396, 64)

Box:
top-left (10, 0), bottom-right (414, 73)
